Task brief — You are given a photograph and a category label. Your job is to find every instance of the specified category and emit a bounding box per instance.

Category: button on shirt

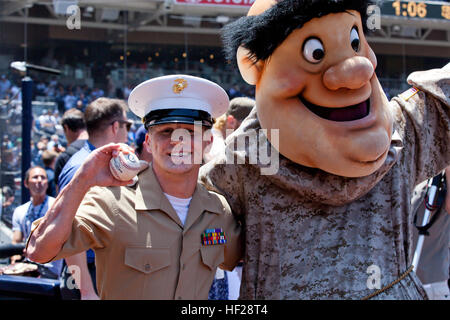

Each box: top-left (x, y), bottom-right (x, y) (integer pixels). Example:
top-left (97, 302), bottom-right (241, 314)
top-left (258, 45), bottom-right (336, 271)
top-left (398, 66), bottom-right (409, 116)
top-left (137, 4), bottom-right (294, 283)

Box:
top-left (30, 166), bottom-right (242, 299)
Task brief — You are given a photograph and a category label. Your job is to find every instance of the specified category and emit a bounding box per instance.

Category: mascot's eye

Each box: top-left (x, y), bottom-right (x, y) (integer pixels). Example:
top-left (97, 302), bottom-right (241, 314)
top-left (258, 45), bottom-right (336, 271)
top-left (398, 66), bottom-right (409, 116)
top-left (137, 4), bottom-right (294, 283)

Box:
top-left (350, 27), bottom-right (360, 52)
top-left (302, 37), bottom-right (325, 64)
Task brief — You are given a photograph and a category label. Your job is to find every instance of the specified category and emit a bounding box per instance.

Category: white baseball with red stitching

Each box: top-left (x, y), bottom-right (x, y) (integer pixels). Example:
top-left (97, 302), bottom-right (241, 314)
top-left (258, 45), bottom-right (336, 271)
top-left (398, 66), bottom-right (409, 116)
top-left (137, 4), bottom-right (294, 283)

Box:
top-left (109, 151), bottom-right (141, 181)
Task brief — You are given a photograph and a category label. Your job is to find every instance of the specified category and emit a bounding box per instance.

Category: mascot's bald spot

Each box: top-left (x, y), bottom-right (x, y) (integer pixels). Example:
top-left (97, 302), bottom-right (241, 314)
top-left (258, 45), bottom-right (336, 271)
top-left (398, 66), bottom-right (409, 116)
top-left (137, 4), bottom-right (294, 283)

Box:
top-left (223, 0), bottom-right (394, 178)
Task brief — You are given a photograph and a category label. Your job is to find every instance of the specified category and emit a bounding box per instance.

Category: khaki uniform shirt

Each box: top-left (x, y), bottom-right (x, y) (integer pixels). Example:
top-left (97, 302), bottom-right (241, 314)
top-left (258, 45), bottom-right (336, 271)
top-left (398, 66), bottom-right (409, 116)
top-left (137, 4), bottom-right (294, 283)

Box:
top-left (34, 166), bottom-right (242, 300)
top-left (200, 64), bottom-right (449, 299)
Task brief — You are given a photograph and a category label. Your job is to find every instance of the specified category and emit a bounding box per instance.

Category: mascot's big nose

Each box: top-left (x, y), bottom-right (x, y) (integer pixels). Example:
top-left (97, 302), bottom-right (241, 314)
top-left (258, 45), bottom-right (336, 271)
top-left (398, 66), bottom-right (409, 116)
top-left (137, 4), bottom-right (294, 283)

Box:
top-left (323, 56), bottom-right (374, 91)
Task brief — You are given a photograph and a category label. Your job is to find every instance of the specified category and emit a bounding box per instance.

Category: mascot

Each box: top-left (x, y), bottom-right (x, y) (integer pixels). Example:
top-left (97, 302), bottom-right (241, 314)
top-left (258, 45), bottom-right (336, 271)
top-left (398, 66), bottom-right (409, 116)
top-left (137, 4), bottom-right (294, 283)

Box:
top-left (200, 0), bottom-right (449, 299)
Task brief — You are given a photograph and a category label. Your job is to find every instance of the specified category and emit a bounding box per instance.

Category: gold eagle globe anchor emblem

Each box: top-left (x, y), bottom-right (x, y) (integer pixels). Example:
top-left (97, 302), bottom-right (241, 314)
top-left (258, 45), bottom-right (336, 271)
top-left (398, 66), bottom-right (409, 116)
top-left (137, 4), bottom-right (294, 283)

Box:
top-left (172, 78), bottom-right (188, 94)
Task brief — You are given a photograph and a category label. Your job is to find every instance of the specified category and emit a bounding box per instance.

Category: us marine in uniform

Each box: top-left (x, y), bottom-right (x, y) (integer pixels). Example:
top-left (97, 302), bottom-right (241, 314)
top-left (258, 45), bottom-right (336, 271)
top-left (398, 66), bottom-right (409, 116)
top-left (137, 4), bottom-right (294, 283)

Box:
top-left (26, 75), bottom-right (242, 299)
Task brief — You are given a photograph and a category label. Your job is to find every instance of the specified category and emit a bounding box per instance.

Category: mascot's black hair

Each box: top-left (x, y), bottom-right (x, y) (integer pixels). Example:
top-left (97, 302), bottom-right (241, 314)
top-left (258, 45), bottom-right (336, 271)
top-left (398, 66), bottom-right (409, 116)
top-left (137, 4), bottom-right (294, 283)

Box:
top-left (222, 0), bottom-right (378, 64)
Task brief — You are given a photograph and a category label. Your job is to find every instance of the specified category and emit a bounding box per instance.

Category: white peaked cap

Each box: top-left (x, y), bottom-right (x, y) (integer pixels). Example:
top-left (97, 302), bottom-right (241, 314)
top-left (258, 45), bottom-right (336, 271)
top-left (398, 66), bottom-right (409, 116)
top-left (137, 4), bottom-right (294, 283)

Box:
top-left (128, 74), bottom-right (229, 120)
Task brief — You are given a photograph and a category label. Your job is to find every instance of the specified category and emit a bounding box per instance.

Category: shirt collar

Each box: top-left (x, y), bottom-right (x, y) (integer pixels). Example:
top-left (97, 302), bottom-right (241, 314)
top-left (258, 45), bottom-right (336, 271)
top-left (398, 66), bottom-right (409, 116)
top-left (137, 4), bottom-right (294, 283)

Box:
top-left (86, 141), bottom-right (96, 151)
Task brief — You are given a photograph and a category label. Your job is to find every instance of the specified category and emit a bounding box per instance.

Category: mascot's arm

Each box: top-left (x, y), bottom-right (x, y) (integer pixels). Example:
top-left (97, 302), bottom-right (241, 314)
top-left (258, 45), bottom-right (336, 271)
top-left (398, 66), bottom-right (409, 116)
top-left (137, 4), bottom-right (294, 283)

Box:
top-left (390, 63), bottom-right (450, 187)
top-left (199, 157), bottom-right (246, 219)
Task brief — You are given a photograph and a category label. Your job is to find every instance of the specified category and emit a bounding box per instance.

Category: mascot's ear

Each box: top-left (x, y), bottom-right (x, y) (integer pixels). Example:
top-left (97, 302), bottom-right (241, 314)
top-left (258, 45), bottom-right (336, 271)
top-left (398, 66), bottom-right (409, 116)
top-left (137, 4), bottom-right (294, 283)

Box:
top-left (237, 46), bottom-right (264, 85)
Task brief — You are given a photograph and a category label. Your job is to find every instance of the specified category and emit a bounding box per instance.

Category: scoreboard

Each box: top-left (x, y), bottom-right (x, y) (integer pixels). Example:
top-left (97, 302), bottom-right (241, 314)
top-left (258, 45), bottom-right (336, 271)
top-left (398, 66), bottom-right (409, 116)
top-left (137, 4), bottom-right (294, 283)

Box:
top-left (382, 1), bottom-right (450, 20)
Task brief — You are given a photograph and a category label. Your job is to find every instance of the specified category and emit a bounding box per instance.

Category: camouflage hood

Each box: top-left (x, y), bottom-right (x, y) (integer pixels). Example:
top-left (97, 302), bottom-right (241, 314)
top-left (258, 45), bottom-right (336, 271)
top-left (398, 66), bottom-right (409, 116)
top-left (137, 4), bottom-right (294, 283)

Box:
top-left (223, 107), bottom-right (404, 206)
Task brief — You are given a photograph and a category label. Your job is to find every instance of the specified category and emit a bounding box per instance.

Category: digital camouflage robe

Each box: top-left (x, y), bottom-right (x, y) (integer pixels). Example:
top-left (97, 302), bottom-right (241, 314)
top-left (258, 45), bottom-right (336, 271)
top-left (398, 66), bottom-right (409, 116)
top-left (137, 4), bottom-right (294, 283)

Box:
top-left (200, 64), bottom-right (450, 299)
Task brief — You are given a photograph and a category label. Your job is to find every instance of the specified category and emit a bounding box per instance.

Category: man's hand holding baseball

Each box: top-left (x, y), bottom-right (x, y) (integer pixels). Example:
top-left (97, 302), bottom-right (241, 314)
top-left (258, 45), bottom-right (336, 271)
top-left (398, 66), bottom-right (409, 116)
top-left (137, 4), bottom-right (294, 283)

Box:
top-left (75, 143), bottom-right (138, 189)
top-left (26, 143), bottom-right (144, 264)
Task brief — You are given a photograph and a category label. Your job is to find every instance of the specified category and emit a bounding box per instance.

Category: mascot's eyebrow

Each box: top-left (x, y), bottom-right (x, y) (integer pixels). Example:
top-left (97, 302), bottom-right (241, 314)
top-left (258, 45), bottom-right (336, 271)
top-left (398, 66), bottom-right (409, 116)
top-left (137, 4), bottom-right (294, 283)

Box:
top-left (344, 10), bottom-right (356, 17)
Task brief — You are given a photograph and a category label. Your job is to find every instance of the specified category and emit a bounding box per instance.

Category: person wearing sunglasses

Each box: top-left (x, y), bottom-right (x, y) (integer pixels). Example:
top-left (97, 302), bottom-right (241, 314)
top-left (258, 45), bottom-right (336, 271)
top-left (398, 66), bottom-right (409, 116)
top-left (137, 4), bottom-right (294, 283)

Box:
top-left (113, 119), bottom-right (132, 132)
top-left (56, 97), bottom-right (131, 300)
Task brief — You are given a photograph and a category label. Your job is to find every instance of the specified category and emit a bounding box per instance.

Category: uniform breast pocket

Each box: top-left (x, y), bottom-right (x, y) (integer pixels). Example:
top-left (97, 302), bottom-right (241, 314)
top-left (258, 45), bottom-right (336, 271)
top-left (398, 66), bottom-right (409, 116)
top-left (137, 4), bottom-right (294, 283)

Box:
top-left (195, 245), bottom-right (225, 298)
top-left (124, 247), bottom-right (172, 299)
top-left (200, 245), bottom-right (224, 270)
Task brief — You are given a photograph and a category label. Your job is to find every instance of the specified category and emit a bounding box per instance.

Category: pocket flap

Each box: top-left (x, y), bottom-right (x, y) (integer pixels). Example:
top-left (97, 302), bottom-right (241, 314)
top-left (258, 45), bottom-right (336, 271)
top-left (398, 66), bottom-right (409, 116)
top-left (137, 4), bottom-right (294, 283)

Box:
top-left (200, 246), bottom-right (224, 270)
top-left (125, 247), bottom-right (170, 274)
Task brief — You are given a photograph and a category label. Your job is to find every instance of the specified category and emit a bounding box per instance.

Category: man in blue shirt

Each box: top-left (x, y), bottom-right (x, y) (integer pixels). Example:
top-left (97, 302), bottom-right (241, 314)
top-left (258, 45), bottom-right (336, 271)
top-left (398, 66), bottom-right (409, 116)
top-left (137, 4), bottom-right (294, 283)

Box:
top-left (58, 97), bottom-right (131, 300)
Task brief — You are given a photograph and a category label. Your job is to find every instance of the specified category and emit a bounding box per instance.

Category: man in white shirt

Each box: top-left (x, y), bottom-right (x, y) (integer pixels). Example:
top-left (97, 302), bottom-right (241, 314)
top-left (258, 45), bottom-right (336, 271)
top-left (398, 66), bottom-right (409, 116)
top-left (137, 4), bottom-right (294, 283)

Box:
top-left (11, 166), bottom-right (63, 278)
top-left (38, 109), bottom-right (58, 135)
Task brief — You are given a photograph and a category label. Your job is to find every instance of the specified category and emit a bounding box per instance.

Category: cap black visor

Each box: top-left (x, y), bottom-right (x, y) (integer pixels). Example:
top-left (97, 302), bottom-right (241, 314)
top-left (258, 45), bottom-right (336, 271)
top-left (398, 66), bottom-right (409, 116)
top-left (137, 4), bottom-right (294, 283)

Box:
top-left (144, 109), bottom-right (213, 129)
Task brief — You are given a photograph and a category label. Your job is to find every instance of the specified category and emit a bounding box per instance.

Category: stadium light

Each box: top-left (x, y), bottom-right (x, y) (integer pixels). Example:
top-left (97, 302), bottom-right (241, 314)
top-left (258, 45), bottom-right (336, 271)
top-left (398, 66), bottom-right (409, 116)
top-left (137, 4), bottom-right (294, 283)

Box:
top-left (10, 61), bottom-right (26, 73)
top-left (10, 61), bottom-right (61, 75)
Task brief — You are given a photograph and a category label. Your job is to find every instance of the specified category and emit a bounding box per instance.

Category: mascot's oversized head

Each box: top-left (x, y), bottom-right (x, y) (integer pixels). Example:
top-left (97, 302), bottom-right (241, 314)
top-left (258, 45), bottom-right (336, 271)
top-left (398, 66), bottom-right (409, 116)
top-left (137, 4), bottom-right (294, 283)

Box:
top-left (223, 0), bottom-right (394, 177)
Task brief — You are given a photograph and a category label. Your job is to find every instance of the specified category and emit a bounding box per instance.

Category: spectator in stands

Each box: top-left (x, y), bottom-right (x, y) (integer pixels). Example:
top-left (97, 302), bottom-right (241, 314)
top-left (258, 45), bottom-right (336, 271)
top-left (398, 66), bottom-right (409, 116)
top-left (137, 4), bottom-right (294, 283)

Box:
top-left (2, 135), bottom-right (13, 150)
top-left (54, 108), bottom-right (89, 187)
top-left (106, 75), bottom-right (115, 98)
top-left (127, 123), bottom-right (138, 145)
top-left (46, 134), bottom-right (60, 152)
top-left (57, 97), bottom-right (131, 300)
top-left (8, 84), bottom-right (22, 102)
top-left (90, 87), bottom-right (104, 101)
top-left (74, 85), bottom-right (83, 97)
top-left (49, 77), bottom-right (58, 88)
top-left (0, 75), bottom-right (11, 99)
top-left (204, 97), bottom-right (255, 163)
top-left (55, 85), bottom-right (66, 115)
top-left (1, 150), bottom-right (16, 172)
top-left (75, 93), bottom-right (88, 112)
top-left (42, 150), bottom-right (58, 197)
top-left (64, 90), bottom-right (77, 111)
top-left (38, 109), bottom-right (58, 135)
top-left (123, 84), bottom-right (133, 99)
top-left (134, 125), bottom-right (152, 163)
top-left (0, 186), bottom-right (15, 228)
top-left (224, 97), bottom-right (255, 132)
top-left (36, 81), bottom-right (47, 97)
top-left (10, 166), bottom-right (63, 278)
top-left (8, 104), bottom-right (22, 136)
top-left (44, 81), bottom-right (56, 98)
top-left (58, 99), bottom-right (131, 189)
top-left (32, 136), bottom-right (49, 167)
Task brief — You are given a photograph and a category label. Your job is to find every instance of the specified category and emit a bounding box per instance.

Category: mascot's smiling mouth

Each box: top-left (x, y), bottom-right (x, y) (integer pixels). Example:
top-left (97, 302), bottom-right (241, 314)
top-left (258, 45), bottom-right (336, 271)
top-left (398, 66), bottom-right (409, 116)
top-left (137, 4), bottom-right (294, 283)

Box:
top-left (299, 96), bottom-right (370, 122)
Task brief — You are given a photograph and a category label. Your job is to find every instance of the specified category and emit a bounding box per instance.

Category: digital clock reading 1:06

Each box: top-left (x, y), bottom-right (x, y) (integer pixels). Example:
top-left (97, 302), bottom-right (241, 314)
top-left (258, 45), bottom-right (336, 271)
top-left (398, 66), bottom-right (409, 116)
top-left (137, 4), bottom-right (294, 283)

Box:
top-left (383, 1), bottom-right (450, 20)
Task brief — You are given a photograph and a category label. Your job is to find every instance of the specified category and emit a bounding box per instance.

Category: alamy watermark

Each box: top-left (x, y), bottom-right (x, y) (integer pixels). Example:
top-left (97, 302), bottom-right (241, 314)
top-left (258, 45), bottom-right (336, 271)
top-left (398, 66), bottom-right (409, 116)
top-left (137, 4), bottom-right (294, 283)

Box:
top-left (64, 4), bottom-right (381, 31)
top-left (366, 5), bottom-right (381, 31)
top-left (366, 264), bottom-right (381, 290)
top-left (66, 264), bottom-right (81, 290)
top-left (66, 5), bottom-right (81, 30)
top-left (168, 122), bottom-right (280, 175)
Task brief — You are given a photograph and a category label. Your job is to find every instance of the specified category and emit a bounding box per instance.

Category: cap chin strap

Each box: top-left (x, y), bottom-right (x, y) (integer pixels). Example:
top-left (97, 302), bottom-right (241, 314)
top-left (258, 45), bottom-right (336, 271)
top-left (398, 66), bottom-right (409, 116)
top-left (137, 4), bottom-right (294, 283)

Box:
top-left (143, 108), bottom-right (213, 129)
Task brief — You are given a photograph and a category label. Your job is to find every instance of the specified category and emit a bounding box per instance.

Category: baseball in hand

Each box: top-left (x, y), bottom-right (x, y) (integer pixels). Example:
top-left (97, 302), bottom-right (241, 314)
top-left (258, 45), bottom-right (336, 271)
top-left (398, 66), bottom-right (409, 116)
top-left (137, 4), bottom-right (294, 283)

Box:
top-left (109, 151), bottom-right (142, 181)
